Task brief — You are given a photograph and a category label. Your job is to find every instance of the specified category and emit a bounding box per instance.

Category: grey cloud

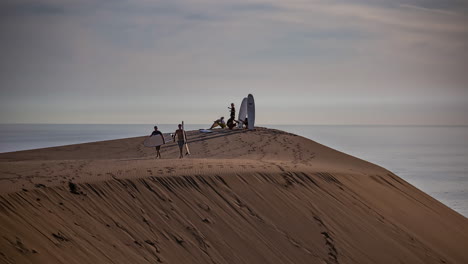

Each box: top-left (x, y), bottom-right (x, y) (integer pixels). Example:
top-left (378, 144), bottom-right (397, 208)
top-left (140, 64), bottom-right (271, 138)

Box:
top-left (332, 0), bottom-right (468, 11)
top-left (1, 0), bottom-right (467, 124)
top-left (0, 2), bottom-right (66, 17)
top-left (226, 2), bottom-right (284, 12)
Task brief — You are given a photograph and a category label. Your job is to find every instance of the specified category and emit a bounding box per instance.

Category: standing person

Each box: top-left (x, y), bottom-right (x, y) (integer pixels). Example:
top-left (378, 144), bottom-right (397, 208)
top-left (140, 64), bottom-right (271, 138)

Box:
top-left (229, 103), bottom-right (235, 119)
top-left (150, 126), bottom-right (165, 158)
top-left (173, 124), bottom-right (187, 158)
top-left (227, 103), bottom-right (236, 129)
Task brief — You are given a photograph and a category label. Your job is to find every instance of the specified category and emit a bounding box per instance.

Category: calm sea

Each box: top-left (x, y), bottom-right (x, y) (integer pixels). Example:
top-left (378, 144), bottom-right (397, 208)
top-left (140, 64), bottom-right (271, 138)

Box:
top-left (1, 124), bottom-right (467, 217)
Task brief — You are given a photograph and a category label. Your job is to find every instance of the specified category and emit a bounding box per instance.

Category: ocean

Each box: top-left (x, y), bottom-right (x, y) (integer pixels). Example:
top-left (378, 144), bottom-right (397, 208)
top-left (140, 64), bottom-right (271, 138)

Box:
top-left (1, 124), bottom-right (467, 217)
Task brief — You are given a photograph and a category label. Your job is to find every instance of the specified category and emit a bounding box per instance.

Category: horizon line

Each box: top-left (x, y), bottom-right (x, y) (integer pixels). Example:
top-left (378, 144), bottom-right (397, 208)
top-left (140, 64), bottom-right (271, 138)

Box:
top-left (1, 123), bottom-right (468, 127)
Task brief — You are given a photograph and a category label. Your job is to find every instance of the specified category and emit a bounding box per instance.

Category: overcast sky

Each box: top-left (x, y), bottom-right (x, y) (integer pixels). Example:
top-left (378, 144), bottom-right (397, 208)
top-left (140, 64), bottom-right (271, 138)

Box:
top-left (1, 0), bottom-right (467, 125)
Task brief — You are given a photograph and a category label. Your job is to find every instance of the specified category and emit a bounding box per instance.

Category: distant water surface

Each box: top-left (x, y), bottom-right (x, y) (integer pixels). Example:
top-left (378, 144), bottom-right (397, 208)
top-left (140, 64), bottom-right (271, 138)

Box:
top-left (270, 125), bottom-right (468, 218)
top-left (0, 124), bottom-right (467, 217)
top-left (0, 124), bottom-right (199, 153)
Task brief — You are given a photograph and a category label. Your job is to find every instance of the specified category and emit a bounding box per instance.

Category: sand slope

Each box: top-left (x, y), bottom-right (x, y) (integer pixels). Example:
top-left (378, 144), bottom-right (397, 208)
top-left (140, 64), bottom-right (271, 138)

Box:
top-left (0, 128), bottom-right (467, 263)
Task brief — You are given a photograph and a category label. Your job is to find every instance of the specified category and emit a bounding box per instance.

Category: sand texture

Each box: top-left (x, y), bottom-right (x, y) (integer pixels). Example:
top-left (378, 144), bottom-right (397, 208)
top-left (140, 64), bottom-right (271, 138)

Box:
top-left (0, 128), bottom-right (467, 263)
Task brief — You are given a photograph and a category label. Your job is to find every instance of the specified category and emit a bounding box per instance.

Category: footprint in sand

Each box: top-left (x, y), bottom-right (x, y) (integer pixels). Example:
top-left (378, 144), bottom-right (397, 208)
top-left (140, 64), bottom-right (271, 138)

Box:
top-left (164, 167), bottom-right (175, 173)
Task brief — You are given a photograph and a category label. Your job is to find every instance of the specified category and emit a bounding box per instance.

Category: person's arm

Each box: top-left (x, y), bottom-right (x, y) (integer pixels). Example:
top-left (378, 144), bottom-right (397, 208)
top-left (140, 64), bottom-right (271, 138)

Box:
top-left (160, 133), bottom-right (165, 144)
top-left (184, 131), bottom-right (187, 140)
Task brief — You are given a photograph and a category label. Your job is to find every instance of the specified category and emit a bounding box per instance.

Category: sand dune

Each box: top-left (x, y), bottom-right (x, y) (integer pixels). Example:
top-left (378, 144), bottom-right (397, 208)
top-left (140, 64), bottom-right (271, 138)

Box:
top-left (0, 127), bottom-right (467, 263)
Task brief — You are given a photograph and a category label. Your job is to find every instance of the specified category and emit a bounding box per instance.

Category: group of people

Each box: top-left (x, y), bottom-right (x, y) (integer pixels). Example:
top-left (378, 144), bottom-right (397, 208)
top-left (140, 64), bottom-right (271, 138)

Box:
top-left (149, 102), bottom-right (247, 159)
top-left (209, 103), bottom-right (248, 130)
top-left (150, 124), bottom-right (187, 159)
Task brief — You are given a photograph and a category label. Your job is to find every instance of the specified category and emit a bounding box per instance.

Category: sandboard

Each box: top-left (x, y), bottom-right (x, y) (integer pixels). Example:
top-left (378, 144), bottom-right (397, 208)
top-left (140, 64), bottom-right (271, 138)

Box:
top-left (182, 121), bottom-right (191, 155)
top-left (247, 94), bottom-right (255, 130)
top-left (143, 134), bottom-right (169, 147)
top-left (238, 97), bottom-right (248, 128)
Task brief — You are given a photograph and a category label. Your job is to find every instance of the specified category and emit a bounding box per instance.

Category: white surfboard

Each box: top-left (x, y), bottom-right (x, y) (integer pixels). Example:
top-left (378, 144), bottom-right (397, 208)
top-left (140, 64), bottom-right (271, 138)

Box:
top-left (144, 133), bottom-right (173, 147)
top-left (182, 121), bottom-right (191, 155)
top-left (143, 134), bottom-right (166, 147)
top-left (238, 97), bottom-right (248, 128)
top-left (247, 94), bottom-right (255, 130)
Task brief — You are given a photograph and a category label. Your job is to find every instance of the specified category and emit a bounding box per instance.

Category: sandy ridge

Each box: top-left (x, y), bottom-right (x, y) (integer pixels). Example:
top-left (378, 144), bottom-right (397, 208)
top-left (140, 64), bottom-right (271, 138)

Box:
top-left (0, 128), bottom-right (467, 264)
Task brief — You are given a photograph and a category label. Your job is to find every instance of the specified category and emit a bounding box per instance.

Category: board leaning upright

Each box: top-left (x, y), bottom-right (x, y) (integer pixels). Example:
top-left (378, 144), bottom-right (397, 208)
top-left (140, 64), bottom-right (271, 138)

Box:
top-left (247, 94), bottom-right (255, 130)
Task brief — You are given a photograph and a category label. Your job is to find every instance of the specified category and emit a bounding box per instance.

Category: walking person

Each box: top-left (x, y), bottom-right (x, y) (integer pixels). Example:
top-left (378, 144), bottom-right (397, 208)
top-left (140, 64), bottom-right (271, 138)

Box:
top-left (150, 126), bottom-right (165, 158)
top-left (173, 124), bottom-right (187, 158)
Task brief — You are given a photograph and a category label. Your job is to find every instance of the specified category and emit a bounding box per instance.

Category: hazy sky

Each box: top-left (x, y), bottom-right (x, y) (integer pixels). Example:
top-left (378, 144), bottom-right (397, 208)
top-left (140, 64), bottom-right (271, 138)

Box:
top-left (1, 0), bottom-right (467, 125)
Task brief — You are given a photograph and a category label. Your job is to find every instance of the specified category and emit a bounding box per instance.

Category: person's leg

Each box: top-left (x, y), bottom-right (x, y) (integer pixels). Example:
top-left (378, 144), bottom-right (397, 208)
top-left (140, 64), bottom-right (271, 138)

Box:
top-left (156, 146), bottom-right (161, 158)
top-left (178, 141), bottom-right (184, 158)
top-left (210, 122), bottom-right (219, 129)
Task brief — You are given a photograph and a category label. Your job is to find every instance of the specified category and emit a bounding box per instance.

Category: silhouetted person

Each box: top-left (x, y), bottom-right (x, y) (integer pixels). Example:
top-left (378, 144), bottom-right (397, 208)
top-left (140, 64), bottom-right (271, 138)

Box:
top-left (227, 103), bottom-right (237, 129)
top-left (173, 124), bottom-right (187, 158)
top-left (150, 126), bottom-right (165, 158)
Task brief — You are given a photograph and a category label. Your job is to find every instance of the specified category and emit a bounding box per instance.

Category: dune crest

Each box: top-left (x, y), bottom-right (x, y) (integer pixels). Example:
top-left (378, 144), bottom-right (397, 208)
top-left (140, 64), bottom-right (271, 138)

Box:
top-left (1, 128), bottom-right (467, 263)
